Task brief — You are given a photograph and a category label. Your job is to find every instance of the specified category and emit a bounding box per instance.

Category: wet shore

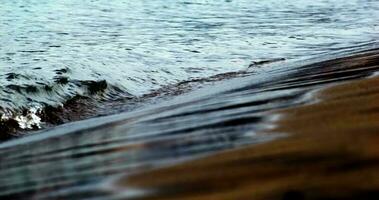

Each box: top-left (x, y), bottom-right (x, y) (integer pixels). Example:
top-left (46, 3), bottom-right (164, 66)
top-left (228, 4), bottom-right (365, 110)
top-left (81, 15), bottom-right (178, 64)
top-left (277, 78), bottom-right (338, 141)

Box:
top-left (120, 71), bottom-right (379, 200)
top-left (117, 50), bottom-right (379, 199)
top-left (0, 48), bottom-right (378, 199)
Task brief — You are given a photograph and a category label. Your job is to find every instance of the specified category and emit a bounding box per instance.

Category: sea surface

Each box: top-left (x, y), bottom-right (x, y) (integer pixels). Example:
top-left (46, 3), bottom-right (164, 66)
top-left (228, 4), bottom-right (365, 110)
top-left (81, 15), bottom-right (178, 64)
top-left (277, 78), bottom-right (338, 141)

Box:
top-left (1, 1), bottom-right (379, 198)
top-left (1, 0), bottom-right (379, 130)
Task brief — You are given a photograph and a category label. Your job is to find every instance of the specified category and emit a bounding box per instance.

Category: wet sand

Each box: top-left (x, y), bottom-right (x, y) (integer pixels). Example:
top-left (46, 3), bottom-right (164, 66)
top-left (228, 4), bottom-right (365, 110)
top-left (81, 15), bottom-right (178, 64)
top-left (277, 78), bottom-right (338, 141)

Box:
top-left (0, 48), bottom-right (379, 199)
top-left (118, 54), bottom-right (379, 199)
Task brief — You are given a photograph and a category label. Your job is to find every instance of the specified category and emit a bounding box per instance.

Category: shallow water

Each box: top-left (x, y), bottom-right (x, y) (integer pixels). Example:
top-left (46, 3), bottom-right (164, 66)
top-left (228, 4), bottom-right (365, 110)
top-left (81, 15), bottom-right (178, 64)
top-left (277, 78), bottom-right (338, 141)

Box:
top-left (1, 0), bottom-right (379, 129)
top-left (0, 47), bottom-right (378, 199)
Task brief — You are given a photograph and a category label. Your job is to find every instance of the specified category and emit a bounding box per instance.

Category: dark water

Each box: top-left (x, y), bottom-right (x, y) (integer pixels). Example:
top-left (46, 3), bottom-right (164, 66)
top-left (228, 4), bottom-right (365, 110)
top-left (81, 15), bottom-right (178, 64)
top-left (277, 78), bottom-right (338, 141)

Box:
top-left (1, 0), bottom-right (379, 198)
top-left (1, 0), bottom-right (379, 130)
top-left (0, 47), bottom-right (379, 199)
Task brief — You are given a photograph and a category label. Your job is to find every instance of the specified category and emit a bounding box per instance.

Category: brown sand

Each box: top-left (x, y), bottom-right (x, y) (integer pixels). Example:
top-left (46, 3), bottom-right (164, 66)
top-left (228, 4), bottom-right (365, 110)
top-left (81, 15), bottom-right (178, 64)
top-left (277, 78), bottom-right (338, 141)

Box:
top-left (116, 71), bottom-right (379, 199)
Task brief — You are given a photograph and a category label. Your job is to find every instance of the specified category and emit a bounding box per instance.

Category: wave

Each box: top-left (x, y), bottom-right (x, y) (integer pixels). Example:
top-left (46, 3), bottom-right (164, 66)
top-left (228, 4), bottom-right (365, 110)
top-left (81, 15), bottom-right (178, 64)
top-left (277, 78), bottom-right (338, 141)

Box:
top-left (0, 78), bottom-right (131, 138)
top-left (0, 69), bottom-right (257, 139)
top-left (0, 44), bottom-right (377, 139)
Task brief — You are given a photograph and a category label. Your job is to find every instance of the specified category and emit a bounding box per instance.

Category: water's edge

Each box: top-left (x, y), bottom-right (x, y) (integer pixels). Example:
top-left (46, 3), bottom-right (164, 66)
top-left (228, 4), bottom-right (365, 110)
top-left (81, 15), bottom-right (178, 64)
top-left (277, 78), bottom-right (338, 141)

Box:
top-left (2, 42), bottom-right (378, 140)
top-left (0, 47), bottom-right (378, 199)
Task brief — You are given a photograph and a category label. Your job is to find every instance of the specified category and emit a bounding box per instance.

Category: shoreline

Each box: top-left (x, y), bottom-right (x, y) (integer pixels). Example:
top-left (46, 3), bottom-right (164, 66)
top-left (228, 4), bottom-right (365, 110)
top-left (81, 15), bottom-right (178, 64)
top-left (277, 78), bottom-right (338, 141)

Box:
top-left (116, 52), bottom-right (379, 199)
top-left (0, 48), bottom-right (378, 199)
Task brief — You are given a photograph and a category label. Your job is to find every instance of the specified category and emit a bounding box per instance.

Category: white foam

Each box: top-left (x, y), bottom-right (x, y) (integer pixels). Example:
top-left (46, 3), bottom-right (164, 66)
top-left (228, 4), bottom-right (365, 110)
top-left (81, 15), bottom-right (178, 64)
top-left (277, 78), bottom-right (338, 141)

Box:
top-left (1, 106), bottom-right (43, 130)
top-left (14, 109), bottom-right (42, 129)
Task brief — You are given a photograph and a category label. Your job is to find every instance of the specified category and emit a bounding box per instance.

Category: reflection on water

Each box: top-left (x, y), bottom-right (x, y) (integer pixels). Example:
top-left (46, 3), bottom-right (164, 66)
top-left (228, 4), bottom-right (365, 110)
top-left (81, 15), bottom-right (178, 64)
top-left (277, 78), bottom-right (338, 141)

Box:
top-left (1, 0), bottom-right (379, 120)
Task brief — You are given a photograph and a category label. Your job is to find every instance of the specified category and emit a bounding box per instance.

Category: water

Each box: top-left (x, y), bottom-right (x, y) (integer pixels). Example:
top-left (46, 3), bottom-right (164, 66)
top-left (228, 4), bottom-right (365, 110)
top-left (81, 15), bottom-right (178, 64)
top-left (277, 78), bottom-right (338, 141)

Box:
top-left (1, 0), bottom-right (379, 129)
top-left (0, 48), bottom-right (378, 199)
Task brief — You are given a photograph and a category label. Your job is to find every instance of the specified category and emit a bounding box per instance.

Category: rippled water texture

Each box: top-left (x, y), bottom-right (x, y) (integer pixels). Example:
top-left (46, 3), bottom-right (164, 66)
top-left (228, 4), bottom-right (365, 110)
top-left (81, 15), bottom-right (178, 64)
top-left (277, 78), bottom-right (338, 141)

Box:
top-left (1, 0), bottom-right (379, 122)
top-left (0, 48), bottom-right (378, 199)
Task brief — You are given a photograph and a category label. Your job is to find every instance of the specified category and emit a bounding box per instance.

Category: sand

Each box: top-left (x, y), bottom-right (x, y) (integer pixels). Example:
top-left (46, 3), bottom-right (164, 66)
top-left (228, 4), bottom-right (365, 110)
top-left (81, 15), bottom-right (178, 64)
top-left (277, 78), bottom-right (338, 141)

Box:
top-left (117, 55), bottom-right (379, 200)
